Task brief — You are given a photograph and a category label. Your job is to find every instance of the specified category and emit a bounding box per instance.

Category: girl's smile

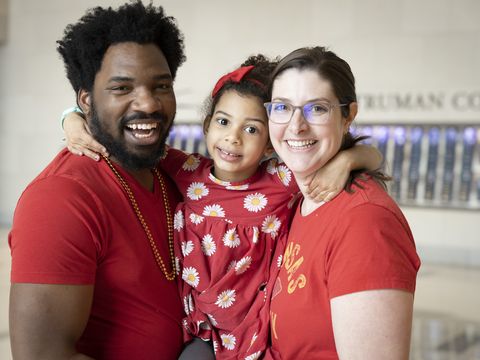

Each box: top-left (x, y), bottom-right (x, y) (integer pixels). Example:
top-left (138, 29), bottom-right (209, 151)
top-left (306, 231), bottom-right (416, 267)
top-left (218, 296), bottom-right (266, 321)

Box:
top-left (215, 146), bottom-right (243, 161)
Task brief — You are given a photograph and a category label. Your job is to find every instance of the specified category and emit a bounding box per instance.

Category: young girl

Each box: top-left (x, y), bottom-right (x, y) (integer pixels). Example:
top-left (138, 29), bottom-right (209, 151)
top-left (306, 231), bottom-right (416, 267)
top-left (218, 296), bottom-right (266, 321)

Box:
top-left (62, 55), bottom-right (382, 359)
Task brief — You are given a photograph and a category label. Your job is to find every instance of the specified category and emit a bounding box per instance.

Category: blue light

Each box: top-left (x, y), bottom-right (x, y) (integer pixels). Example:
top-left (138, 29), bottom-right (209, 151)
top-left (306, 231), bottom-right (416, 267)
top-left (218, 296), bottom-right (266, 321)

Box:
top-left (463, 127), bottom-right (476, 145)
top-left (428, 127), bottom-right (440, 145)
top-left (394, 126), bottom-right (407, 145)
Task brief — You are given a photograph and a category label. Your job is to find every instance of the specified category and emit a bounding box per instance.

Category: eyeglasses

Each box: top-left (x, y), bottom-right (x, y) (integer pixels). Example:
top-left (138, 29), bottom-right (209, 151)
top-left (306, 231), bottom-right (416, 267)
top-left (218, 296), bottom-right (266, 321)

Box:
top-left (264, 101), bottom-right (348, 125)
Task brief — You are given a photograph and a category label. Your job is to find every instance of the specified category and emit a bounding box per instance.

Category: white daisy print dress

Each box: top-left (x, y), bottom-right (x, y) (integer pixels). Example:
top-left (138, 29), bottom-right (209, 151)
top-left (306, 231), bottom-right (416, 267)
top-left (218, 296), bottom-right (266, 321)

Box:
top-left (160, 147), bottom-right (299, 359)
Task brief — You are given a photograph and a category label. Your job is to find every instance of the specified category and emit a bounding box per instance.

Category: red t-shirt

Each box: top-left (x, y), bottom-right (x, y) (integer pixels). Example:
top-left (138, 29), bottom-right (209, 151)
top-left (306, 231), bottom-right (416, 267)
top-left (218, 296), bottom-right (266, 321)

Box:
top-left (267, 178), bottom-right (420, 360)
top-left (9, 149), bottom-right (184, 360)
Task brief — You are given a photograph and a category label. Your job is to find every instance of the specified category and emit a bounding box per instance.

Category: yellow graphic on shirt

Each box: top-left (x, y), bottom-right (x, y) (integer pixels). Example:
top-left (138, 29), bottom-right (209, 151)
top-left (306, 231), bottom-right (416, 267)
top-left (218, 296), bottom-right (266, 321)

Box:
top-left (283, 242), bottom-right (307, 294)
top-left (270, 310), bottom-right (279, 340)
top-left (270, 242), bottom-right (307, 341)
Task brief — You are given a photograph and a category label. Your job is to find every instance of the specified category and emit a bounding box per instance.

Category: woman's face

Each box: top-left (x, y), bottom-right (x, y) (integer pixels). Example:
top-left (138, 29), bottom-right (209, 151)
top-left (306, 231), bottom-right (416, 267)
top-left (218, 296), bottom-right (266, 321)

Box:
top-left (269, 68), bottom-right (353, 180)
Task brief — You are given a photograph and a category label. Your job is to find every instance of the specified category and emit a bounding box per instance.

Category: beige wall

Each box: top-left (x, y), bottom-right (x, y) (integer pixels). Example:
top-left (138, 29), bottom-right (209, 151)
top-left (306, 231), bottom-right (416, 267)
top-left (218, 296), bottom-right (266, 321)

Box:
top-left (1, 0), bottom-right (479, 264)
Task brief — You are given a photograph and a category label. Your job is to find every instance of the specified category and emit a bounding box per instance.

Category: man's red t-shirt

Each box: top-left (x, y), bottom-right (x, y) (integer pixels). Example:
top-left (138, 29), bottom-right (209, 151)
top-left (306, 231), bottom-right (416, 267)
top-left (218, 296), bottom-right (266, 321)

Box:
top-left (9, 149), bottom-right (184, 359)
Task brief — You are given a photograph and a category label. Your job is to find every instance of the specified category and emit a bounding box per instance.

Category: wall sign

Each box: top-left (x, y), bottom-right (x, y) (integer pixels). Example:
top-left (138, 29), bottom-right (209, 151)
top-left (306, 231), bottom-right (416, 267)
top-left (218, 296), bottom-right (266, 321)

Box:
top-left (357, 90), bottom-right (480, 122)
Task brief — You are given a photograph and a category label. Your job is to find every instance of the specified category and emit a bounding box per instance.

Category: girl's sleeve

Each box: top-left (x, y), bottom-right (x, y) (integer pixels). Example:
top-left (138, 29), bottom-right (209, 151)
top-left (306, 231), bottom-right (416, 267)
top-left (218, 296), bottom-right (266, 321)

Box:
top-left (159, 147), bottom-right (192, 181)
top-left (270, 158), bottom-right (300, 194)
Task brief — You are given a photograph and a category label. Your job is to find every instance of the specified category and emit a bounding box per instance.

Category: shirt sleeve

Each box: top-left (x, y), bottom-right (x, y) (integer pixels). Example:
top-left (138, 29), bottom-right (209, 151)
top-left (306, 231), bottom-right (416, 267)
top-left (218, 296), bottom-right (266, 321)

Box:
top-left (270, 158), bottom-right (300, 194)
top-left (325, 203), bottom-right (420, 298)
top-left (160, 147), bottom-right (201, 180)
top-left (9, 176), bottom-right (106, 285)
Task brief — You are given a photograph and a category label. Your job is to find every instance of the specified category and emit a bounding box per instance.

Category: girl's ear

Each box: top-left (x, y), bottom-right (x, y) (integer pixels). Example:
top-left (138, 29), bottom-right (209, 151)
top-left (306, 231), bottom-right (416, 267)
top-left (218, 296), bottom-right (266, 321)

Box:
top-left (264, 145), bottom-right (275, 158)
top-left (203, 116), bottom-right (212, 135)
top-left (77, 89), bottom-right (92, 117)
top-left (344, 102), bottom-right (358, 134)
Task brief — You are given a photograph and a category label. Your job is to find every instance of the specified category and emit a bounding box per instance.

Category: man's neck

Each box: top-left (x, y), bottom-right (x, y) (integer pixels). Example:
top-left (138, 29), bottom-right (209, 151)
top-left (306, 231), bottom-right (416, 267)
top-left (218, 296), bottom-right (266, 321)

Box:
top-left (128, 168), bottom-right (155, 192)
top-left (109, 156), bottom-right (155, 192)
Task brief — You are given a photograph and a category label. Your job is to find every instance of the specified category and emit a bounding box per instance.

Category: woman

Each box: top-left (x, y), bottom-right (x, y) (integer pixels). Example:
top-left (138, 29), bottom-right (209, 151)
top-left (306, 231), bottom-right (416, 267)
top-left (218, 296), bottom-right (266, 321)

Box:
top-left (264, 47), bottom-right (421, 359)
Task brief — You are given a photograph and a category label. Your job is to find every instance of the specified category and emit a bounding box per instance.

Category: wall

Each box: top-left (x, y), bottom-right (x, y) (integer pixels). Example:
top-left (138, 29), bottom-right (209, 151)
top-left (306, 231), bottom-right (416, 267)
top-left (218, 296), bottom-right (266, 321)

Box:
top-left (0, 0), bottom-right (479, 264)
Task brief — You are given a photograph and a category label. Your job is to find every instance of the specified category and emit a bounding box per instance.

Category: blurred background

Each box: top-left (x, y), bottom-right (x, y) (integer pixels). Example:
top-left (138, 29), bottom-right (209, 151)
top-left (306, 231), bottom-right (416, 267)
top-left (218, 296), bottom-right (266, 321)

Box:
top-left (0, 0), bottom-right (479, 359)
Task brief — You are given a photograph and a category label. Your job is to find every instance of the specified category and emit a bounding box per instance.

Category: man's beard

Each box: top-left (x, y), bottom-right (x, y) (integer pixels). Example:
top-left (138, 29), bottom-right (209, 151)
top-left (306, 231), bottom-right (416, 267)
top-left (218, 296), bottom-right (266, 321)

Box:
top-left (89, 103), bottom-right (173, 171)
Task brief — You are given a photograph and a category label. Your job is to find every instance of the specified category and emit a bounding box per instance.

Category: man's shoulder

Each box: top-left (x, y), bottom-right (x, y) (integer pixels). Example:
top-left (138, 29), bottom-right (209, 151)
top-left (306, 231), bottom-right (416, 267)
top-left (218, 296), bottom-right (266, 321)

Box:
top-left (13, 150), bottom-right (114, 238)
top-left (32, 149), bottom-right (106, 188)
top-left (23, 149), bottom-right (112, 204)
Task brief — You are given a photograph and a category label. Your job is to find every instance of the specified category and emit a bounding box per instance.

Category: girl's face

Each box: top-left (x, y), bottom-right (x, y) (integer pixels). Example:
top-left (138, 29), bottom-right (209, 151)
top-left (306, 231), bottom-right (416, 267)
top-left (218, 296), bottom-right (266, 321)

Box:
top-left (269, 68), bottom-right (353, 181)
top-left (205, 90), bottom-right (272, 182)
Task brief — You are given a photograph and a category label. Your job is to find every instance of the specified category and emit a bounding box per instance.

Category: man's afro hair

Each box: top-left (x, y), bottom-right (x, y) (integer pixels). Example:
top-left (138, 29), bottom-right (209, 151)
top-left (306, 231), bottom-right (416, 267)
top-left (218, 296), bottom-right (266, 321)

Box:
top-left (57, 1), bottom-right (186, 93)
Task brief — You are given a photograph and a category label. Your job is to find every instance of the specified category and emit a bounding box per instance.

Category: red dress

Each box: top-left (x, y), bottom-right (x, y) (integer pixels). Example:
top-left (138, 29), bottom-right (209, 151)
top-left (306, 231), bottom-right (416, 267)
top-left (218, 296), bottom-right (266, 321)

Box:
top-left (161, 148), bottom-right (300, 359)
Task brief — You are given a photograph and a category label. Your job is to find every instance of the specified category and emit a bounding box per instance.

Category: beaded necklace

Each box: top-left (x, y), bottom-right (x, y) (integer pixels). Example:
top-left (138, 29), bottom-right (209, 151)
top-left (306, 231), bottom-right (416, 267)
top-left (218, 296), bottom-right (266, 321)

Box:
top-left (103, 156), bottom-right (176, 281)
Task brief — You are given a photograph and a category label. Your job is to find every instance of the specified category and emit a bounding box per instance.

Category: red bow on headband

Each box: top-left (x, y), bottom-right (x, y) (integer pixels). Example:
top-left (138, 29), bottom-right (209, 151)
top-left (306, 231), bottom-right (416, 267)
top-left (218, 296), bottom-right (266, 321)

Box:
top-left (211, 65), bottom-right (255, 98)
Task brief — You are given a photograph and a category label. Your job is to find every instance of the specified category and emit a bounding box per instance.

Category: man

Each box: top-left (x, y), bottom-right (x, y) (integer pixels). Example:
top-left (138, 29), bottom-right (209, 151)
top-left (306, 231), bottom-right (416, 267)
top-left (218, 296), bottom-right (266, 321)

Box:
top-left (9, 2), bottom-right (187, 359)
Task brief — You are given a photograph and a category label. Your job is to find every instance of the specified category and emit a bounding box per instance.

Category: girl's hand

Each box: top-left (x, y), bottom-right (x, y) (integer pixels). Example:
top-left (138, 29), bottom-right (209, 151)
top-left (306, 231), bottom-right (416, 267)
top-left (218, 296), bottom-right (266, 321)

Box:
top-left (64, 112), bottom-right (108, 161)
top-left (304, 153), bottom-right (350, 203)
top-left (304, 145), bottom-right (383, 202)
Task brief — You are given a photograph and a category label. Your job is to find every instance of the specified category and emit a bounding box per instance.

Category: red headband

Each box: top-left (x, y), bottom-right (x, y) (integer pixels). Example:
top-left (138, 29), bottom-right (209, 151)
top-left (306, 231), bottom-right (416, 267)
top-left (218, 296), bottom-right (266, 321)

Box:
top-left (212, 65), bottom-right (264, 98)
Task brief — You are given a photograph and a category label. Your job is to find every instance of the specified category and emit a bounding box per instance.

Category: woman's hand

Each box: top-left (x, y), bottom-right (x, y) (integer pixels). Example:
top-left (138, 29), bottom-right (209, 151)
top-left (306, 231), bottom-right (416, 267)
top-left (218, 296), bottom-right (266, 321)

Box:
top-left (64, 112), bottom-right (108, 161)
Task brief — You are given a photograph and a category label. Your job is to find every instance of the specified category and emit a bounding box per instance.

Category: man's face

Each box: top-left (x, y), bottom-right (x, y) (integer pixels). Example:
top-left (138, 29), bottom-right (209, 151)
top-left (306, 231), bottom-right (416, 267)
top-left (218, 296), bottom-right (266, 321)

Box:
top-left (87, 42), bottom-right (176, 170)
